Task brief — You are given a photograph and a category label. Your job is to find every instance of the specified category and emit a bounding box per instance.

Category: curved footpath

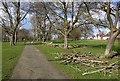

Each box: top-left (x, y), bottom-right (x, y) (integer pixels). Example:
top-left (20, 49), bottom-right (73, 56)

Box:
top-left (10, 45), bottom-right (68, 79)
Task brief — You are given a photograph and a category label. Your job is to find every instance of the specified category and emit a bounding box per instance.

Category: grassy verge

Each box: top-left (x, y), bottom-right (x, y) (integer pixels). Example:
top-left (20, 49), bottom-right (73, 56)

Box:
top-left (36, 40), bottom-right (119, 79)
top-left (0, 41), bottom-right (2, 80)
top-left (2, 42), bottom-right (25, 79)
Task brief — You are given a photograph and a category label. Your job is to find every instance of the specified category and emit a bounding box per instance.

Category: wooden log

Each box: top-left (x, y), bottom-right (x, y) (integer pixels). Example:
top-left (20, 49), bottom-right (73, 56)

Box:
top-left (82, 61), bottom-right (118, 75)
top-left (82, 68), bottom-right (105, 75)
top-left (69, 65), bottom-right (81, 72)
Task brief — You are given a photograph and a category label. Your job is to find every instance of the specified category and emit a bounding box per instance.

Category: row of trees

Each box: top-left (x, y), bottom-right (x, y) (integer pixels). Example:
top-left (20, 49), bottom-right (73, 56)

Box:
top-left (0, 1), bottom-right (30, 45)
top-left (2, 28), bottom-right (31, 41)
top-left (31, 2), bottom-right (120, 58)
top-left (30, 2), bottom-right (94, 49)
top-left (0, 1), bottom-right (120, 58)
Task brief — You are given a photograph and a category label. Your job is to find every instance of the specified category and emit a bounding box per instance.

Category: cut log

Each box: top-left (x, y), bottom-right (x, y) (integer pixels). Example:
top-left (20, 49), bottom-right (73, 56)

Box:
top-left (82, 61), bottom-right (118, 75)
top-left (69, 65), bottom-right (81, 72)
top-left (82, 68), bottom-right (105, 75)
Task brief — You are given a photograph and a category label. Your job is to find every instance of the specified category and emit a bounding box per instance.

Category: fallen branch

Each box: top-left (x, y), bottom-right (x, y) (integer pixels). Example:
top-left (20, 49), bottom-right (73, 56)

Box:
top-left (82, 61), bottom-right (118, 75)
top-left (81, 62), bottom-right (95, 68)
top-left (58, 53), bottom-right (118, 76)
top-left (82, 68), bottom-right (105, 75)
top-left (89, 60), bottom-right (108, 64)
top-left (69, 65), bottom-right (81, 72)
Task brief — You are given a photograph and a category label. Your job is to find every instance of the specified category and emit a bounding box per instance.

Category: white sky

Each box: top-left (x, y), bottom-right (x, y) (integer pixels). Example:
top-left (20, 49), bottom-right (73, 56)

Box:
top-left (90, 10), bottom-right (106, 21)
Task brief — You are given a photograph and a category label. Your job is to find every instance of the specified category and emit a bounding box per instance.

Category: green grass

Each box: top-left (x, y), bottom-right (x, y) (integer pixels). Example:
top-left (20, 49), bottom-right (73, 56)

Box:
top-left (36, 40), bottom-right (119, 79)
top-left (0, 41), bottom-right (2, 80)
top-left (2, 42), bottom-right (25, 79)
top-left (51, 40), bottom-right (119, 53)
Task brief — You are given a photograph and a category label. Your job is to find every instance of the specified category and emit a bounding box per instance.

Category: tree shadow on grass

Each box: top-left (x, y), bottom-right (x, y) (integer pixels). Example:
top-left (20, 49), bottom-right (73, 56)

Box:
top-left (69, 44), bottom-right (107, 49)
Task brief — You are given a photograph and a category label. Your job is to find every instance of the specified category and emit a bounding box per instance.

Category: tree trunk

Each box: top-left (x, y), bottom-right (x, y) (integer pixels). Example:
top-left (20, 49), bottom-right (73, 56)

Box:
top-left (9, 33), bottom-right (16, 46)
top-left (9, 36), bottom-right (12, 46)
top-left (9, 35), bottom-right (14, 46)
top-left (64, 31), bottom-right (68, 49)
top-left (104, 30), bottom-right (120, 58)
top-left (14, 32), bottom-right (17, 44)
top-left (42, 35), bottom-right (45, 42)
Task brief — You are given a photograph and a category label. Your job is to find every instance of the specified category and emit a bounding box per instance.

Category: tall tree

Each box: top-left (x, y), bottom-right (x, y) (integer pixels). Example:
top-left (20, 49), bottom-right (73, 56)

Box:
top-left (69, 27), bottom-right (80, 40)
top-left (0, 1), bottom-right (30, 46)
top-left (84, 2), bottom-right (120, 58)
top-left (44, 2), bottom-right (88, 49)
top-left (80, 24), bottom-right (94, 40)
top-left (30, 2), bottom-right (52, 42)
top-left (17, 28), bottom-right (30, 41)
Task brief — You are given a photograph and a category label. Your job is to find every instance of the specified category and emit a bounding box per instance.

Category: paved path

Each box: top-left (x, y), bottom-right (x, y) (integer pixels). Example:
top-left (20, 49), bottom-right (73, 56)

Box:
top-left (11, 45), bottom-right (68, 79)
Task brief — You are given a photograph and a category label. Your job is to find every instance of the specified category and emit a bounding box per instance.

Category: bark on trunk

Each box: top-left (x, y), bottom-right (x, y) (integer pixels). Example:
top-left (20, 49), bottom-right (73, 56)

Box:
top-left (14, 32), bottom-right (17, 44)
top-left (104, 30), bottom-right (120, 58)
top-left (9, 35), bottom-right (14, 46)
top-left (64, 31), bottom-right (68, 49)
top-left (9, 36), bottom-right (12, 46)
top-left (42, 35), bottom-right (45, 42)
top-left (9, 33), bottom-right (16, 46)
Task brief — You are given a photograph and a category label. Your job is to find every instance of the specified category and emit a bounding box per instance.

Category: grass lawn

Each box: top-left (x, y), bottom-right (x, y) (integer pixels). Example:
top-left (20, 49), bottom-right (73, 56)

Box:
top-left (0, 41), bottom-right (2, 80)
top-left (2, 42), bottom-right (25, 79)
top-left (36, 40), bottom-right (119, 79)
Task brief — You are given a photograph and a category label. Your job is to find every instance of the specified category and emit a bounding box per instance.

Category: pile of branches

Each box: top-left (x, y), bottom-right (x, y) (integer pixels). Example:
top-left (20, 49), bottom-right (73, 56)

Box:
top-left (59, 54), bottom-right (107, 66)
top-left (43, 42), bottom-right (64, 48)
top-left (56, 53), bottom-right (119, 75)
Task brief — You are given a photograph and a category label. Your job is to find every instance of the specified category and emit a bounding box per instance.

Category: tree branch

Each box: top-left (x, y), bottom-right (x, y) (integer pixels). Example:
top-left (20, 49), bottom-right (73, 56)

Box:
top-left (114, 3), bottom-right (119, 29)
top-left (20, 8), bottom-right (30, 22)
top-left (84, 2), bottom-right (108, 28)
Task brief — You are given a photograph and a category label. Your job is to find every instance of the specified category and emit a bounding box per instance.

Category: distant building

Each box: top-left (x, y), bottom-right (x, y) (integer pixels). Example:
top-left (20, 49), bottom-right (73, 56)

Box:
top-left (93, 31), bottom-right (109, 40)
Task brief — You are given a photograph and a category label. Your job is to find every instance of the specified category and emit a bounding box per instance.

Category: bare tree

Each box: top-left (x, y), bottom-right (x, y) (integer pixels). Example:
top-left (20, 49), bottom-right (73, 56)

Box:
top-left (0, 1), bottom-right (30, 46)
top-left (30, 2), bottom-right (52, 42)
top-left (17, 28), bottom-right (30, 41)
top-left (80, 24), bottom-right (94, 40)
top-left (69, 27), bottom-right (80, 40)
top-left (84, 2), bottom-right (120, 58)
top-left (44, 2), bottom-right (88, 49)
top-left (99, 30), bottom-right (104, 40)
